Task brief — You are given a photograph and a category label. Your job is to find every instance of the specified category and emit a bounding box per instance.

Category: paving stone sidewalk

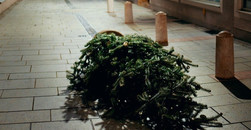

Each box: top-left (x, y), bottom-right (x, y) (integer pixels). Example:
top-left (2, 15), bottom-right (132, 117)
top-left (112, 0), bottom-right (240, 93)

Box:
top-left (0, 0), bottom-right (251, 129)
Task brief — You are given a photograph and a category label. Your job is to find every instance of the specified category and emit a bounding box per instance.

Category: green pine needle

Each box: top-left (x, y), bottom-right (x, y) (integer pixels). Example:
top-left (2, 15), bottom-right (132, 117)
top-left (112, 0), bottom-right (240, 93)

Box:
top-left (67, 33), bottom-right (222, 130)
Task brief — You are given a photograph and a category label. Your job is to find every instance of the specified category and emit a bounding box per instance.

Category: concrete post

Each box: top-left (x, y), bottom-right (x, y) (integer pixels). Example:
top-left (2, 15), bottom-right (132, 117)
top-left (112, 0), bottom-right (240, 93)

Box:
top-left (215, 31), bottom-right (234, 79)
top-left (124, 1), bottom-right (133, 24)
top-left (155, 11), bottom-right (168, 46)
top-left (107, 0), bottom-right (114, 13)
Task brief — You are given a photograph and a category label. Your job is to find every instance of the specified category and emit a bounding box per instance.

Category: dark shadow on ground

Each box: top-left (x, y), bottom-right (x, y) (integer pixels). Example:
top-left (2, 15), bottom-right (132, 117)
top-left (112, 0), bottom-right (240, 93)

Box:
top-left (92, 119), bottom-right (149, 130)
top-left (205, 30), bottom-right (220, 35)
top-left (174, 19), bottom-right (191, 24)
top-left (218, 77), bottom-right (251, 99)
top-left (62, 94), bottom-right (149, 129)
top-left (61, 94), bottom-right (99, 122)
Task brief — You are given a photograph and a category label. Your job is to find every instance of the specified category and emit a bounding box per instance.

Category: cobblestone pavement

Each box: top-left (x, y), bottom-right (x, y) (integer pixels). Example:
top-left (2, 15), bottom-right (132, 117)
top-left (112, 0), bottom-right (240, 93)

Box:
top-left (0, 0), bottom-right (251, 129)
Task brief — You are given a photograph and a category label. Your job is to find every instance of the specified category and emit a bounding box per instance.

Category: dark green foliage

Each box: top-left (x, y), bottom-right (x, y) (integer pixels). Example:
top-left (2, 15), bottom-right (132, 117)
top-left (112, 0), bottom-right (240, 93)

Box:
top-left (67, 33), bottom-right (222, 129)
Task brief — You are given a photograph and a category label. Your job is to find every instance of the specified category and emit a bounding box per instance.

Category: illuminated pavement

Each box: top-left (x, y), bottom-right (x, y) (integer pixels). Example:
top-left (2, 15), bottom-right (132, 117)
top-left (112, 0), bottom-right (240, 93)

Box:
top-left (0, 0), bottom-right (251, 129)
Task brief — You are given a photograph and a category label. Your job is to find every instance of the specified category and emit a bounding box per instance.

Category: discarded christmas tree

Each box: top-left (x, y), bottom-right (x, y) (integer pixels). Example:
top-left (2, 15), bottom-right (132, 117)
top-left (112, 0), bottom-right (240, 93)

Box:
top-left (67, 33), bottom-right (222, 129)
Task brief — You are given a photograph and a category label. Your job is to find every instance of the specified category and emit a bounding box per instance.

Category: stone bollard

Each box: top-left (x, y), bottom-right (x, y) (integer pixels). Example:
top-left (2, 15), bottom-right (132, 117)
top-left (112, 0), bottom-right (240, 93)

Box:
top-left (107, 0), bottom-right (114, 13)
top-left (155, 11), bottom-right (168, 46)
top-left (215, 31), bottom-right (234, 79)
top-left (124, 1), bottom-right (133, 24)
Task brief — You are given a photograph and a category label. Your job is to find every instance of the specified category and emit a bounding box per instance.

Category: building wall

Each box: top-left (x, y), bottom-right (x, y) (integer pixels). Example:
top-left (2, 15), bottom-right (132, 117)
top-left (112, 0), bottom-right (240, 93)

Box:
top-left (149, 0), bottom-right (251, 42)
top-left (233, 0), bottom-right (251, 42)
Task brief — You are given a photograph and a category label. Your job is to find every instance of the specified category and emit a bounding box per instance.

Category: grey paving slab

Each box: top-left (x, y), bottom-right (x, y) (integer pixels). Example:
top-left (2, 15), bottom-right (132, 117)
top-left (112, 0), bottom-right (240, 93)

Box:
top-left (69, 48), bottom-right (81, 54)
top-left (235, 50), bottom-right (251, 57)
top-left (0, 0), bottom-right (251, 129)
top-left (20, 46), bottom-right (53, 50)
top-left (206, 123), bottom-right (248, 130)
top-left (0, 110), bottom-right (50, 124)
top-left (199, 108), bottom-right (229, 124)
top-left (213, 102), bottom-right (251, 123)
top-left (23, 55), bottom-right (61, 61)
top-left (57, 87), bottom-right (73, 96)
top-left (34, 96), bottom-right (67, 110)
top-left (57, 72), bottom-right (67, 78)
top-left (2, 44), bottom-right (30, 48)
top-left (194, 94), bottom-right (240, 107)
top-left (31, 120), bottom-right (93, 130)
top-left (26, 60), bottom-right (67, 65)
top-left (195, 75), bottom-right (217, 84)
top-left (243, 121), bottom-right (251, 129)
top-left (245, 61), bottom-right (251, 67)
top-left (51, 109), bottom-right (99, 121)
top-left (234, 44), bottom-right (250, 51)
top-left (0, 56), bottom-right (22, 61)
top-left (0, 97), bottom-right (33, 112)
top-left (188, 66), bottom-right (214, 76)
top-left (180, 45), bottom-right (212, 52)
top-left (235, 63), bottom-right (251, 72)
top-left (0, 61), bottom-right (26, 66)
top-left (2, 88), bottom-right (57, 98)
top-left (39, 49), bottom-right (70, 55)
top-left (2, 50), bottom-right (38, 56)
top-left (0, 74), bottom-right (8, 80)
top-left (36, 78), bottom-right (69, 88)
top-left (61, 54), bottom-right (80, 60)
top-left (0, 90), bottom-right (3, 98)
top-left (234, 57), bottom-right (249, 63)
top-left (67, 59), bottom-right (78, 64)
top-left (51, 109), bottom-right (75, 121)
top-left (7, 41), bottom-right (30, 45)
top-left (201, 83), bottom-right (231, 95)
top-left (54, 45), bottom-right (79, 50)
top-left (195, 89), bottom-right (212, 97)
top-left (0, 66), bottom-right (31, 73)
top-left (0, 79), bottom-right (35, 89)
top-left (31, 65), bottom-right (70, 72)
top-left (35, 45), bottom-right (64, 49)
top-left (0, 123), bottom-right (30, 130)
top-left (193, 61), bottom-right (214, 67)
top-left (9, 72), bottom-right (56, 79)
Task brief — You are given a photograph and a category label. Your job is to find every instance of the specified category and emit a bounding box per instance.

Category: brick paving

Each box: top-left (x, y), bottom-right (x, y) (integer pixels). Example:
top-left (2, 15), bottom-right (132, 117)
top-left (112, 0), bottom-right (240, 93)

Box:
top-left (0, 0), bottom-right (250, 129)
